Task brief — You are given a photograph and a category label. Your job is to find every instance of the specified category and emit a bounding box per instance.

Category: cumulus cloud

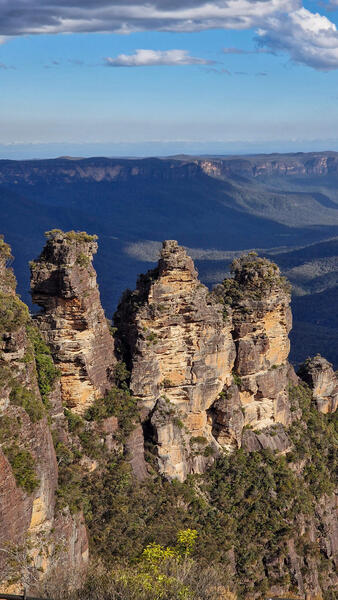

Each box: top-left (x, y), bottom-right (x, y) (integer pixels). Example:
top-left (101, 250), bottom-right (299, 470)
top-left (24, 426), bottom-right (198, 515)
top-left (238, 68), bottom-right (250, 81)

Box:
top-left (0, 1), bottom-right (337, 70)
top-left (0, 1), bottom-right (301, 35)
top-left (257, 7), bottom-right (338, 70)
top-left (105, 48), bottom-right (212, 67)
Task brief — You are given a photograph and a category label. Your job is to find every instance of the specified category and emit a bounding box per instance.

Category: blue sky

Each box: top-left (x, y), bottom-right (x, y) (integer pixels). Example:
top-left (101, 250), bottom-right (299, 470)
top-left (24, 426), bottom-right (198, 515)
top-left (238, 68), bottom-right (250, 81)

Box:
top-left (0, 0), bottom-right (338, 157)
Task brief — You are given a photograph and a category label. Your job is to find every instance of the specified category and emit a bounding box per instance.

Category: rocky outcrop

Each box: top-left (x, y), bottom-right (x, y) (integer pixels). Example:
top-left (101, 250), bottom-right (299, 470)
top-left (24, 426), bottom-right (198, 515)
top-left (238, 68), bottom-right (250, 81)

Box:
top-left (30, 230), bottom-right (116, 414)
top-left (0, 236), bottom-right (88, 593)
top-left (219, 253), bottom-right (293, 433)
top-left (298, 355), bottom-right (338, 413)
top-left (199, 153), bottom-right (338, 179)
top-left (115, 243), bottom-right (295, 478)
top-left (115, 240), bottom-right (236, 480)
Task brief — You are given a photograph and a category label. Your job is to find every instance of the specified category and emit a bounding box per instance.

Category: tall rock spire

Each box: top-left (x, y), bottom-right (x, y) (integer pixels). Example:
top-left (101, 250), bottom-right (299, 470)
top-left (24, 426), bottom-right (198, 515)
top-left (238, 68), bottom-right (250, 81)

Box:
top-left (115, 240), bottom-right (236, 480)
top-left (30, 230), bottom-right (116, 414)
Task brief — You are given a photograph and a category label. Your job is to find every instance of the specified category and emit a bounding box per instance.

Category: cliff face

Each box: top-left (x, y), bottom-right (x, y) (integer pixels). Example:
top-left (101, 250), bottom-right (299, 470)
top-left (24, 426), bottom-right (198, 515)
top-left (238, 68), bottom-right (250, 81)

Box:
top-left (298, 355), bottom-right (338, 414)
top-left (1, 231), bottom-right (337, 600)
top-left (116, 244), bottom-right (294, 479)
top-left (0, 153), bottom-right (337, 187)
top-left (0, 236), bottom-right (88, 592)
top-left (115, 241), bottom-right (235, 480)
top-left (199, 153), bottom-right (338, 178)
top-left (30, 230), bottom-right (116, 414)
top-left (213, 254), bottom-right (293, 452)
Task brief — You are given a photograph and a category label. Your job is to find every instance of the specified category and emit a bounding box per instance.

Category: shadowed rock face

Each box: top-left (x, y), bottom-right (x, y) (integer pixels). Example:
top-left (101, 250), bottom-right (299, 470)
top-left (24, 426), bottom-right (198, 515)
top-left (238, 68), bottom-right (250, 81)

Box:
top-left (0, 237), bottom-right (88, 593)
top-left (298, 355), bottom-right (338, 413)
top-left (30, 230), bottom-right (116, 414)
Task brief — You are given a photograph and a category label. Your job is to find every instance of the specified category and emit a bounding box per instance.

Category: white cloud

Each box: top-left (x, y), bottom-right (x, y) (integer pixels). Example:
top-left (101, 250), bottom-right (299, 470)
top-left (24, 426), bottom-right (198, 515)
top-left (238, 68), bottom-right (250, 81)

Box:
top-left (0, 1), bottom-right (300, 35)
top-left (0, 1), bottom-right (337, 71)
top-left (105, 48), bottom-right (212, 67)
top-left (257, 7), bottom-right (338, 70)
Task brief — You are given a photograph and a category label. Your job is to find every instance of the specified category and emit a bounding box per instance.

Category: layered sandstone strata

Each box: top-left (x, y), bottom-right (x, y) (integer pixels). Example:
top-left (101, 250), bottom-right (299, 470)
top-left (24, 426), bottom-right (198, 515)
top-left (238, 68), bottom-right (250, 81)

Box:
top-left (116, 244), bottom-right (295, 478)
top-left (115, 240), bottom-right (236, 480)
top-left (225, 253), bottom-right (292, 432)
top-left (298, 355), bottom-right (338, 413)
top-left (30, 230), bottom-right (116, 414)
top-left (0, 237), bottom-right (88, 592)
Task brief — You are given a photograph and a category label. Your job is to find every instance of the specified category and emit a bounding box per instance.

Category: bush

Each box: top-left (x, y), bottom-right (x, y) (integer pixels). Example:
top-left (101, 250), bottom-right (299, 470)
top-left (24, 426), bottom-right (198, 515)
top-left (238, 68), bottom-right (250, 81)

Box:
top-left (76, 253), bottom-right (91, 268)
top-left (288, 383), bottom-right (337, 498)
top-left (10, 383), bottom-right (44, 423)
top-left (213, 252), bottom-right (291, 311)
top-left (84, 386), bottom-right (138, 442)
top-left (45, 230), bottom-right (98, 243)
top-left (61, 557), bottom-right (236, 600)
top-left (27, 325), bottom-right (60, 405)
top-left (0, 292), bottom-right (29, 332)
top-left (3, 445), bottom-right (39, 493)
top-left (64, 408), bottom-right (84, 434)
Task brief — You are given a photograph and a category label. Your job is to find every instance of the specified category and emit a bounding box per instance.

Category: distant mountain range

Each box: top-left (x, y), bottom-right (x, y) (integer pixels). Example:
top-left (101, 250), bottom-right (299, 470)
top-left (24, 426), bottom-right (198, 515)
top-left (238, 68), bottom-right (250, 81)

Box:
top-left (1, 151), bottom-right (337, 367)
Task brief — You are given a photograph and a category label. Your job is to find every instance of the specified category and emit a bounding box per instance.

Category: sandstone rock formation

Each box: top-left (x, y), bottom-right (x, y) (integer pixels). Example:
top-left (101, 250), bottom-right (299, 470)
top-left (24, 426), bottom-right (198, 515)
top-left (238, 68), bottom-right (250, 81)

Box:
top-left (0, 236), bottom-right (88, 592)
top-left (30, 230), bottom-right (116, 414)
top-left (115, 240), bottom-right (236, 480)
top-left (115, 243), bottom-right (295, 478)
top-left (298, 355), bottom-right (338, 413)
top-left (1, 231), bottom-right (337, 600)
top-left (215, 253), bottom-right (293, 436)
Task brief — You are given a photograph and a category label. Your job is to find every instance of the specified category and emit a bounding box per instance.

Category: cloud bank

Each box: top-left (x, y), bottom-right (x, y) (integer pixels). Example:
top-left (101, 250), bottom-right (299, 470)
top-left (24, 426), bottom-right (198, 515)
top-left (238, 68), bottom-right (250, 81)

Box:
top-left (0, 1), bottom-right (300, 35)
top-left (257, 7), bottom-right (338, 70)
top-left (105, 49), bottom-right (212, 67)
top-left (0, 1), bottom-right (337, 70)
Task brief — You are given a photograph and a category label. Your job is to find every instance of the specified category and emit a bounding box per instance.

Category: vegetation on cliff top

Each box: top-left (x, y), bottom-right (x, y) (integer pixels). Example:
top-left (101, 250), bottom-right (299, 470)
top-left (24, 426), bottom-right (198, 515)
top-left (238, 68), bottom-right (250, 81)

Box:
top-left (50, 383), bottom-right (337, 599)
top-left (213, 252), bottom-right (291, 312)
top-left (45, 229), bottom-right (98, 243)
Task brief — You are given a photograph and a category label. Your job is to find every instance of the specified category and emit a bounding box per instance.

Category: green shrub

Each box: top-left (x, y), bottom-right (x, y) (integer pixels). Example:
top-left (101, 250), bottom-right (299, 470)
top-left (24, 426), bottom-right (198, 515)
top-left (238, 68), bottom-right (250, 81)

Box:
top-left (3, 445), bottom-right (39, 493)
top-left (232, 371), bottom-right (243, 387)
top-left (288, 383), bottom-right (337, 498)
top-left (45, 230), bottom-right (98, 243)
top-left (64, 408), bottom-right (84, 434)
top-left (84, 386), bottom-right (138, 442)
top-left (0, 414), bottom-right (19, 444)
top-left (114, 361), bottom-right (130, 386)
top-left (76, 253), bottom-right (90, 268)
top-left (213, 252), bottom-right (291, 311)
top-left (10, 383), bottom-right (44, 423)
top-left (78, 429), bottom-right (104, 460)
top-left (27, 325), bottom-right (60, 405)
top-left (0, 292), bottom-right (29, 332)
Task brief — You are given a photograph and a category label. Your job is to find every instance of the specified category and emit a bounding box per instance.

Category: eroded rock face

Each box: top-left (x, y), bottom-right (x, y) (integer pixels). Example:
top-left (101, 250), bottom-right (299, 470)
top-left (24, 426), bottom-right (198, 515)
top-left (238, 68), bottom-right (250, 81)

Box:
top-left (214, 254), bottom-right (292, 436)
top-left (0, 237), bottom-right (88, 592)
top-left (30, 230), bottom-right (116, 414)
top-left (116, 245), bottom-right (296, 478)
top-left (298, 355), bottom-right (338, 413)
top-left (115, 240), bottom-right (236, 480)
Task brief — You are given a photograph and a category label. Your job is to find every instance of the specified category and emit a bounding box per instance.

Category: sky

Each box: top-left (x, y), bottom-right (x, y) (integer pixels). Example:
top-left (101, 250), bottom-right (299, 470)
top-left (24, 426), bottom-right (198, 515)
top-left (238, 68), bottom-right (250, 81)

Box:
top-left (0, 0), bottom-right (338, 158)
